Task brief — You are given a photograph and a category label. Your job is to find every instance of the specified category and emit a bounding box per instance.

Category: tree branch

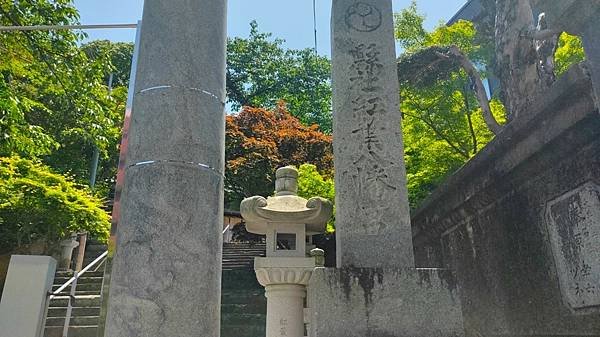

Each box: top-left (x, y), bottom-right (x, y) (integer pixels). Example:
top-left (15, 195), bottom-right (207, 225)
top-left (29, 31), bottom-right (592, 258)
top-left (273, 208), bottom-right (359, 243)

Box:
top-left (442, 46), bottom-right (503, 135)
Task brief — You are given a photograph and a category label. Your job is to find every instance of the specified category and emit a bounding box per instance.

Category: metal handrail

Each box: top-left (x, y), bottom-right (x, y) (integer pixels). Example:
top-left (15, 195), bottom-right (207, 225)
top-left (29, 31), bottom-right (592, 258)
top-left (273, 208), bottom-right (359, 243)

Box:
top-left (49, 250), bottom-right (108, 299)
top-left (222, 224), bottom-right (231, 235)
top-left (47, 250), bottom-right (108, 337)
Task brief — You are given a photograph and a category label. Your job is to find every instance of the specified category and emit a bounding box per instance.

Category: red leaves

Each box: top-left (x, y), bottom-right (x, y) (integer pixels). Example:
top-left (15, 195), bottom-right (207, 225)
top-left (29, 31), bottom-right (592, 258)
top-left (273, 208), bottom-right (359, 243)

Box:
top-left (225, 105), bottom-right (333, 205)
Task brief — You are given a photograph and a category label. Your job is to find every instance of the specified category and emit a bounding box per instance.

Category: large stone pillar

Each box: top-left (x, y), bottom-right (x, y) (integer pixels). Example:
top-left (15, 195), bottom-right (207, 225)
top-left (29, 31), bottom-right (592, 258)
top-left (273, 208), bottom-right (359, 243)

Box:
top-left (103, 1), bottom-right (227, 336)
top-left (307, 2), bottom-right (465, 336)
top-left (332, 0), bottom-right (413, 268)
top-left (582, 21), bottom-right (600, 111)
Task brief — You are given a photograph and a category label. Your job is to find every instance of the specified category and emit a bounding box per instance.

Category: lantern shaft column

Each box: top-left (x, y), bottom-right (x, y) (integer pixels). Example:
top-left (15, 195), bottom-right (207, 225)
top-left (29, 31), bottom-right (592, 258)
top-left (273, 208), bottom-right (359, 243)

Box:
top-left (255, 258), bottom-right (316, 337)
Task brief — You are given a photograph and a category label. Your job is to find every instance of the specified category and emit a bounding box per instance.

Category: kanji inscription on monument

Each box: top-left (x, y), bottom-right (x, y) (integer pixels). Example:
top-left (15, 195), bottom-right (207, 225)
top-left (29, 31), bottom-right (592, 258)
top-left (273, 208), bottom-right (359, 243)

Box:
top-left (332, 0), bottom-right (414, 268)
top-left (545, 182), bottom-right (600, 310)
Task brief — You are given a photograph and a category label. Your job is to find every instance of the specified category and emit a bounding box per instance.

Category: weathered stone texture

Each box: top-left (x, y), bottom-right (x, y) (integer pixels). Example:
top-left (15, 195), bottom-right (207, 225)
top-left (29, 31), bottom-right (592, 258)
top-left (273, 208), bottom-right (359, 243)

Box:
top-left (309, 267), bottom-right (464, 337)
top-left (103, 1), bottom-right (227, 336)
top-left (412, 65), bottom-right (600, 336)
top-left (106, 163), bottom-right (223, 337)
top-left (534, 0), bottom-right (600, 111)
top-left (545, 182), bottom-right (600, 311)
top-left (332, 0), bottom-right (413, 269)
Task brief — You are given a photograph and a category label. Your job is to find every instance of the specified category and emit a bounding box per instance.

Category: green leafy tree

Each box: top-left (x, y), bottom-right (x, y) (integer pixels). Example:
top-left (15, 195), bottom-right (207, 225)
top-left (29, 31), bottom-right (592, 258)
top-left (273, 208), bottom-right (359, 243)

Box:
top-left (395, 4), bottom-right (505, 208)
top-left (0, 0), bottom-right (124, 195)
top-left (395, 3), bottom-right (584, 208)
top-left (0, 0), bottom-right (120, 245)
top-left (555, 32), bottom-right (586, 76)
top-left (297, 163), bottom-right (335, 232)
top-left (0, 156), bottom-right (110, 254)
top-left (227, 21), bottom-right (332, 132)
top-left (82, 40), bottom-right (134, 88)
top-left (93, 22), bottom-right (334, 133)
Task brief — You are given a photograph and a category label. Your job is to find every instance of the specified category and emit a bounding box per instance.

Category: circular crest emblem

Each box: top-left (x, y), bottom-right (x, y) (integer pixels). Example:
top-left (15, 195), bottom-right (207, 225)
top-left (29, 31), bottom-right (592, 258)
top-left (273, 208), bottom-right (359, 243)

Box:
top-left (345, 2), bottom-right (382, 32)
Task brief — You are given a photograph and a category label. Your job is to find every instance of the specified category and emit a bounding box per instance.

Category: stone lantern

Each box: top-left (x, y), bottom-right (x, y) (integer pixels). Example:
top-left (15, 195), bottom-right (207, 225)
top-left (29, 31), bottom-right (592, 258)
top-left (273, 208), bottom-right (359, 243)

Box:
top-left (241, 166), bottom-right (332, 337)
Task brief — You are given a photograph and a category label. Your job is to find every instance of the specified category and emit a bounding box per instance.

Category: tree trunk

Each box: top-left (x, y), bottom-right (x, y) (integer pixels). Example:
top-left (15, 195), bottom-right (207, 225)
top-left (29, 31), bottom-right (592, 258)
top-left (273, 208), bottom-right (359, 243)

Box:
top-left (444, 46), bottom-right (503, 135)
top-left (494, 0), bottom-right (540, 120)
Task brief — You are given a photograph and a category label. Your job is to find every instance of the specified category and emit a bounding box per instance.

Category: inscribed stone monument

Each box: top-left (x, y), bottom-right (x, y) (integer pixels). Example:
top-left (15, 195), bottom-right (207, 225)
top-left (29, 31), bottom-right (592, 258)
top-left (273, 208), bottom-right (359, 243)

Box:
top-left (307, 1), bottom-right (466, 336)
top-left (332, 0), bottom-right (414, 268)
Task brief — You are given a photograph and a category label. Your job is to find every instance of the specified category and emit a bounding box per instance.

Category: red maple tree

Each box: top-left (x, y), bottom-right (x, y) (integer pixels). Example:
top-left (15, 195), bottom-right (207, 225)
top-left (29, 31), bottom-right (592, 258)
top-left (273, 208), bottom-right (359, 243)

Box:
top-left (225, 102), bottom-right (333, 208)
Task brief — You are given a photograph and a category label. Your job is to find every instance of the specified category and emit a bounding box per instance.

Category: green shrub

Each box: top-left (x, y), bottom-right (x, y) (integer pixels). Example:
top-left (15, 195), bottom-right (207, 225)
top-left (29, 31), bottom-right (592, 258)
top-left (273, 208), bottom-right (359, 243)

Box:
top-left (297, 163), bottom-right (335, 232)
top-left (0, 156), bottom-right (110, 253)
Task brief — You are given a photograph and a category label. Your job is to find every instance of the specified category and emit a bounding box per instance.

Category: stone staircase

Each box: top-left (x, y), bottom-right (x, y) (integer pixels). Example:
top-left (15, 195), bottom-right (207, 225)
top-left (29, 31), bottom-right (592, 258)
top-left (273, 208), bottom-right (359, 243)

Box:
top-left (222, 242), bottom-right (266, 270)
top-left (44, 242), bottom-right (266, 337)
top-left (44, 241), bottom-right (107, 337)
top-left (221, 242), bottom-right (267, 337)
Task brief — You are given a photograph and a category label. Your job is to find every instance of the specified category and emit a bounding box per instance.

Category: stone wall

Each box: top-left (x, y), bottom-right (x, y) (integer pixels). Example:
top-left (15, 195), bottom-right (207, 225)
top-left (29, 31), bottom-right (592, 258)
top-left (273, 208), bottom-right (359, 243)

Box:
top-left (411, 64), bottom-right (600, 337)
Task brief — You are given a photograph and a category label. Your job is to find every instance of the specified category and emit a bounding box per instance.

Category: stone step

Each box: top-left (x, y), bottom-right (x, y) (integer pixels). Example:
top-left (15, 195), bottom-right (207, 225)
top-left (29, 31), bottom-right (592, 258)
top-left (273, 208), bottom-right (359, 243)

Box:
top-left (50, 295), bottom-right (101, 308)
top-left (47, 307), bottom-right (101, 317)
top-left (222, 293), bottom-right (265, 306)
top-left (85, 244), bottom-right (108, 252)
top-left (222, 261), bottom-right (254, 265)
top-left (223, 252), bottom-right (265, 259)
top-left (53, 290), bottom-right (101, 296)
top-left (222, 255), bottom-right (264, 258)
top-left (45, 316), bottom-right (99, 327)
top-left (222, 314), bottom-right (265, 328)
top-left (52, 283), bottom-right (102, 292)
top-left (54, 276), bottom-right (104, 285)
top-left (44, 326), bottom-right (98, 337)
top-left (221, 303), bottom-right (266, 315)
top-left (221, 324), bottom-right (265, 337)
top-left (222, 267), bottom-right (253, 271)
top-left (82, 258), bottom-right (106, 266)
top-left (55, 270), bottom-right (104, 278)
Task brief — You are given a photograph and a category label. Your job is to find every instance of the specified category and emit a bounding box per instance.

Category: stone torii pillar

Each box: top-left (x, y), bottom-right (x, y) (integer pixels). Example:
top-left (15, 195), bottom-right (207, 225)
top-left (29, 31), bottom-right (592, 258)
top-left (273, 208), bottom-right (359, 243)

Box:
top-left (103, 1), bottom-right (227, 337)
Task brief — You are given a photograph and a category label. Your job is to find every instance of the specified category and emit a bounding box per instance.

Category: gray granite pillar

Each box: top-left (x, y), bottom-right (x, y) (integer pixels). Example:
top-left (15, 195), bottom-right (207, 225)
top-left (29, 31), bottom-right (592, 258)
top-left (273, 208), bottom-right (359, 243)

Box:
top-left (583, 21), bottom-right (600, 111)
top-left (332, 0), bottom-right (414, 268)
top-left (308, 3), bottom-right (466, 336)
top-left (103, 1), bottom-right (226, 337)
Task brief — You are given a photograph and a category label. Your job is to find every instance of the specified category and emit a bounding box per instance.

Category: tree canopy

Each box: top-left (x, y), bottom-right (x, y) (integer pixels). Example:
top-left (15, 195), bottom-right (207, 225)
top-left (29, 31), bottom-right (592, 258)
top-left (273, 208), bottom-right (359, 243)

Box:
top-left (225, 103), bottom-right (333, 209)
top-left (395, 4), bottom-right (505, 208)
top-left (227, 21), bottom-right (332, 133)
top-left (0, 0), bottom-right (119, 244)
top-left (395, 2), bottom-right (585, 208)
top-left (297, 163), bottom-right (335, 232)
top-left (87, 22), bottom-right (334, 133)
top-left (0, 156), bottom-right (110, 253)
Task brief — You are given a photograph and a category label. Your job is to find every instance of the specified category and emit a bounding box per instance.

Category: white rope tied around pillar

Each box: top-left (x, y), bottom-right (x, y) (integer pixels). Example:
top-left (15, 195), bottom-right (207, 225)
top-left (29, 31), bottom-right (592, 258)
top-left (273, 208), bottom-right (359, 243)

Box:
top-left (137, 85), bottom-right (225, 105)
top-left (128, 159), bottom-right (225, 178)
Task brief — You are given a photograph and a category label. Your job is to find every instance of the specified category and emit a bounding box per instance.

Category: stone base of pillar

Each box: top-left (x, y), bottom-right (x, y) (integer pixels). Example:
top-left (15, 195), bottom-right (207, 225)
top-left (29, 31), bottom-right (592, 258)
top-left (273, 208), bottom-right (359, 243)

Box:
top-left (308, 267), bottom-right (465, 337)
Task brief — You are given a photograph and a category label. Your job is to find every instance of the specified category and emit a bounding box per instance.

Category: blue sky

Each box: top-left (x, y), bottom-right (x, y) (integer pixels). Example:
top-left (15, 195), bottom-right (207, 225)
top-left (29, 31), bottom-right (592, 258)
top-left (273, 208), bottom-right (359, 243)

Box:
top-left (73, 0), bottom-right (466, 56)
